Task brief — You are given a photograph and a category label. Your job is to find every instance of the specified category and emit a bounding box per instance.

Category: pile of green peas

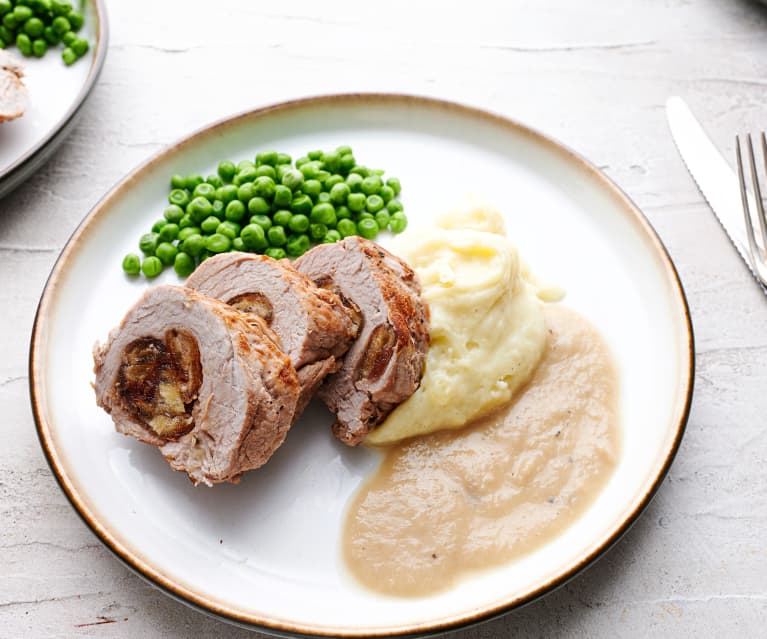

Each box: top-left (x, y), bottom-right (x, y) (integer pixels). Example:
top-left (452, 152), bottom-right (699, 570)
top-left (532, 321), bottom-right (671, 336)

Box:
top-left (0, 0), bottom-right (89, 65)
top-left (123, 145), bottom-right (408, 279)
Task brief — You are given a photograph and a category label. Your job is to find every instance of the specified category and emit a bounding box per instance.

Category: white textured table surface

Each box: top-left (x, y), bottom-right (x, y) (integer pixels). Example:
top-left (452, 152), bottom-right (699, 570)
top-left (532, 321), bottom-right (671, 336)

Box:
top-left (2, 0), bottom-right (767, 636)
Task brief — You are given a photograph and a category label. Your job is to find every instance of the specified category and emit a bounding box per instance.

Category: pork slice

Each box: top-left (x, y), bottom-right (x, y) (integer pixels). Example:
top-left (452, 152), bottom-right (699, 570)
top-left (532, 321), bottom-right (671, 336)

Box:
top-left (0, 51), bottom-right (28, 124)
top-left (295, 237), bottom-right (429, 445)
top-left (186, 252), bottom-right (359, 406)
top-left (93, 285), bottom-right (299, 485)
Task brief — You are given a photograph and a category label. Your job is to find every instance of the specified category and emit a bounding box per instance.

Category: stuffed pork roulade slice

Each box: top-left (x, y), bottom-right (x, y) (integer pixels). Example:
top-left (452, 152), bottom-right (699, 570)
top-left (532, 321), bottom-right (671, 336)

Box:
top-left (93, 285), bottom-right (299, 485)
top-left (186, 252), bottom-right (360, 412)
top-left (295, 237), bottom-right (429, 446)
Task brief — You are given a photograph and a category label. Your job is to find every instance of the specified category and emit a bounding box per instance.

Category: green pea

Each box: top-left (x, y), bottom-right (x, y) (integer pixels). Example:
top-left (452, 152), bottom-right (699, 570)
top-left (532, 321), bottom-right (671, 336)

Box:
top-left (139, 232), bottom-right (160, 255)
top-left (218, 160), bottom-right (236, 182)
top-left (200, 216), bottom-right (220, 234)
top-left (225, 200), bottom-right (246, 222)
top-left (151, 219), bottom-right (167, 233)
top-left (307, 150), bottom-right (323, 161)
top-left (247, 196), bottom-right (270, 215)
top-left (212, 200), bottom-right (224, 218)
top-left (286, 233), bottom-right (310, 257)
top-left (371, 169), bottom-right (385, 176)
top-left (336, 219), bottom-right (357, 238)
top-left (232, 237), bottom-right (246, 252)
top-left (303, 179), bottom-right (322, 200)
top-left (51, 1), bottom-right (72, 17)
top-left (24, 17), bottom-right (44, 37)
top-left (276, 153), bottom-right (292, 165)
top-left (237, 182), bottom-right (257, 204)
top-left (386, 177), bottom-right (401, 195)
top-left (309, 223), bottom-right (327, 240)
top-left (339, 153), bottom-right (356, 174)
top-left (217, 221), bottom-right (240, 239)
top-left (267, 225), bottom-right (287, 246)
top-left (71, 37), bottom-right (88, 57)
top-left (299, 161), bottom-right (323, 179)
top-left (387, 199), bottom-right (404, 214)
top-left (281, 168), bottom-right (304, 192)
top-left (273, 184), bottom-right (292, 207)
top-left (185, 174), bottom-right (204, 190)
top-left (198, 250), bottom-right (212, 263)
top-left (122, 253), bottom-right (141, 276)
top-left (178, 214), bottom-right (194, 229)
top-left (206, 233), bottom-right (231, 253)
top-left (61, 31), bottom-right (76, 46)
top-left (346, 173), bottom-right (363, 192)
top-left (357, 218), bottom-right (379, 240)
top-left (316, 170), bottom-right (331, 184)
top-left (255, 164), bottom-right (276, 179)
top-left (206, 174), bottom-right (223, 188)
top-left (379, 185), bottom-right (395, 203)
top-left (177, 226), bottom-right (201, 242)
top-left (170, 174), bottom-right (186, 189)
top-left (321, 151), bottom-right (340, 173)
top-left (168, 189), bottom-right (190, 208)
top-left (0, 1), bottom-right (10, 16)
top-left (16, 33), bottom-right (32, 56)
top-left (265, 247), bottom-right (286, 260)
top-left (317, 192), bottom-right (331, 204)
top-left (2, 14), bottom-right (18, 31)
top-left (366, 194), bottom-right (384, 213)
top-left (67, 10), bottom-right (84, 30)
top-left (241, 224), bottom-right (268, 251)
top-left (237, 160), bottom-right (255, 172)
top-left (350, 166), bottom-right (369, 177)
top-left (187, 196), bottom-right (214, 223)
top-left (181, 234), bottom-right (206, 257)
top-left (288, 214), bottom-right (310, 233)
top-left (336, 145), bottom-right (353, 156)
top-left (253, 176), bottom-right (276, 200)
top-left (158, 223), bottom-right (179, 242)
top-left (323, 229), bottom-right (342, 244)
top-left (311, 202), bottom-right (336, 226)
top-left (234, 166), bottom-right (258, 185)
top-left (347, 192), bottom-right (365, 213)
top-left (193, 182), bottom-right (216, 201)
top-left (156, 242), bottom-right (178, 266)
top-left (275, 164), bottom-right (291, 182)
top-left (61, 45), bottom-right (76, 64)
top-left (250, 214), bottom-right (272, 231)
top-left (290, 194), bottom-right (313, 216)
top-left (163, 204), bottom-right (185, 223)
top-left (324, 174), bottom-right (344, 190)
top-left (375, 209), bottom-right (391, 230)
top-left (43, 26), bottom-right (60, 45)
top-left (273, 209), bottom-right (292, 227)
top-left (0, 24), bottom-right (13, 43)
top-left (389, 211), bottom-right (408, 233)
top-left (358, 212), bottom-right (375, 222)
top-left (361, 175), bottom-right (382, 195)
top-left (141, 256), bottom-right (163, 278)
top-left (216, 184), bottom-right (238, 204)
top-left (336, 205), bottom-right (352, 220)
top-left (256, 150), bottom-right (278, 166)
top-left (14, 6), bottom-right (33, 22)
top-left (174, 252), bottom-right (195, 278)
top-left (295, 156), bottom-right (310, 168)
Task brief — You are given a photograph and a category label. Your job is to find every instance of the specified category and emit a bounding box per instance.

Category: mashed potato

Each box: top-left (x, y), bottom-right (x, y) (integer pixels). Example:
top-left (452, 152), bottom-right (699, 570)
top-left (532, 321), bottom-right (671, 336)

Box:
top-left (366, 203), bottom-right (554, 445)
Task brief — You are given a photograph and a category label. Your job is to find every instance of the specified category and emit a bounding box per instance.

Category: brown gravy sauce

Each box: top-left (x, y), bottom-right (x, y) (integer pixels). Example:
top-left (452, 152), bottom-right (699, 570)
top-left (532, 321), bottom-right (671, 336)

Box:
top-left (342, 305), bottom-right (621, 597)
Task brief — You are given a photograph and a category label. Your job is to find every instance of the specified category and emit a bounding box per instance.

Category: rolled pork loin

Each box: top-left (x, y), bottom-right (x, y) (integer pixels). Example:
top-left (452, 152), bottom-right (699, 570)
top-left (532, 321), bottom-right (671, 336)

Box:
top-left (93, 285), bottom-right (299, 485)
top-left (0, 50), bottom-right (28, 124)
top-left (295, 237), bottom-right (430, 445)
top-left (186, 252), bottom-right (360, 413)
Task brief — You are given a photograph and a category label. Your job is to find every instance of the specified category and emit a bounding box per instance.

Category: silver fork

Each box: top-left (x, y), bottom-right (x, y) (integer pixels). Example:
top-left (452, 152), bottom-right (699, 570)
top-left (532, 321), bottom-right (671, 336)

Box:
top-left (736, 132), bottom-right (767, 286)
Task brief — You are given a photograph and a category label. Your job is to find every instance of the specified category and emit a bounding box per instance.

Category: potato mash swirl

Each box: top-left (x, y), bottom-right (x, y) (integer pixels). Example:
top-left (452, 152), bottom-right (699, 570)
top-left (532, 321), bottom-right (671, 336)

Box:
top-left (366, 204), bottom-right (550, 445)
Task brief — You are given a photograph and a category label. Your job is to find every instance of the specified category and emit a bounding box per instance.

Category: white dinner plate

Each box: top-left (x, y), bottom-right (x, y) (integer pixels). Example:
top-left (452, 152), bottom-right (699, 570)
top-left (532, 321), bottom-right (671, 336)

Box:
top-left (30, 94), bottom-right (694, 637)
top-left (0, 0), bottom-right (108, 199)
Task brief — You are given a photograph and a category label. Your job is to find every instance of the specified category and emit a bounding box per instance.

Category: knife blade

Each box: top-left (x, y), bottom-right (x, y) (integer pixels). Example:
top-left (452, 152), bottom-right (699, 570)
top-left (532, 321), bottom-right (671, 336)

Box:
top-left (666, 96), bottom-right (765, 290)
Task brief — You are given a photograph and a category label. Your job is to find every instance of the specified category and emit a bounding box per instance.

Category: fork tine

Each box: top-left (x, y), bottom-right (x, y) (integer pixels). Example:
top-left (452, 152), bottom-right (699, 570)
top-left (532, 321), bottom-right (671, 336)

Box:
top-left (746, 133), bottom-right (767, 253)
top-left (735, 135), bottom-right (761, 263)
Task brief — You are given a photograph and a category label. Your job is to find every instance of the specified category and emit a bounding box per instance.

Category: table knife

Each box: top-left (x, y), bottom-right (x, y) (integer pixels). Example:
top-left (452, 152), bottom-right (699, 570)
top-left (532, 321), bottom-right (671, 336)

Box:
top-left (666, 96), bottom-right (765, 290)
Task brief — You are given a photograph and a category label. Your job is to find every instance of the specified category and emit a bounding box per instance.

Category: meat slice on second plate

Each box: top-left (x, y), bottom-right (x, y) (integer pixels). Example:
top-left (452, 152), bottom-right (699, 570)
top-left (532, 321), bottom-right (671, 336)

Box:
top-left (93, 285), bottom-right (299, 485)
top-left (295, 237), bottom-right (430, 446)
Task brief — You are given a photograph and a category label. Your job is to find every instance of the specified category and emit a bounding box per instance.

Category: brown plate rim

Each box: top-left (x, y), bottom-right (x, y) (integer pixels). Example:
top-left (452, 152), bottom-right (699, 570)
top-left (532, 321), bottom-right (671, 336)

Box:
top-left (28, 92), bottom-right (694, 638)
